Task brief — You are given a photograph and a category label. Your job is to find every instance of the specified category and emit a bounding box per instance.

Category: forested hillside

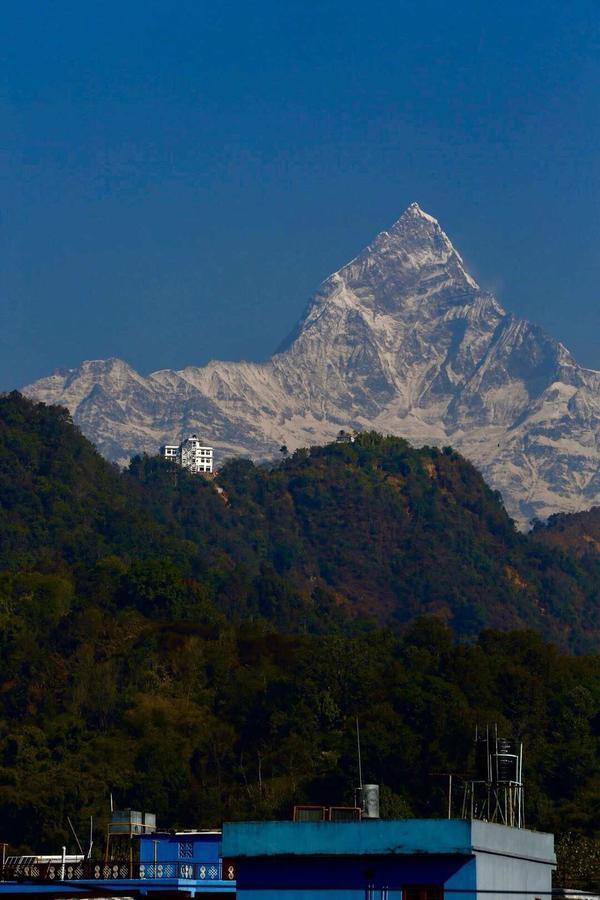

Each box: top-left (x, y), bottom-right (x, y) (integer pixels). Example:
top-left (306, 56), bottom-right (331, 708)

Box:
top-left (1, 392), bottom-right (599, 648)
top-left (0, 393), bottom-right (599, 853)
top-left (534, 507), bottom-right (600, 557)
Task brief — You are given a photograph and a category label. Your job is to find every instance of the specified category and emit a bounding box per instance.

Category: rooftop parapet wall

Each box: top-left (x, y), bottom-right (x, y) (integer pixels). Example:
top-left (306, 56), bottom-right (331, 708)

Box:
top-left (222, 819), bottom-right (555, 865)
top-left (470, 820), bottom-right (555, 865)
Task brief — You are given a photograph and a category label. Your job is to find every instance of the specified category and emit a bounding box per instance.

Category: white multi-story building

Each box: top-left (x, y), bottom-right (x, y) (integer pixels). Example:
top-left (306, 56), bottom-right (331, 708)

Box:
top-left (160, 434), bottom-right (214, 474)
top-left (162, 444), bottom-right (180, 461)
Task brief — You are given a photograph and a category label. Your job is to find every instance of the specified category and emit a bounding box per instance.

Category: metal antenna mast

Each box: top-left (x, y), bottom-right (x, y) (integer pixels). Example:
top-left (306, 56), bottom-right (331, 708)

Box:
top-left (461, 724), bottom-right (524, 828)
top-left (67, 817), bottom-right (85, 857)
top-left (356, 716), bottom-right (363, 790)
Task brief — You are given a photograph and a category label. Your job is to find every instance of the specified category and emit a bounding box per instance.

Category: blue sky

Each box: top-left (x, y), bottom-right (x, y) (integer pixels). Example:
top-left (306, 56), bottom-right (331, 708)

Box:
top-left (2, 0), bottom-right (600, 387)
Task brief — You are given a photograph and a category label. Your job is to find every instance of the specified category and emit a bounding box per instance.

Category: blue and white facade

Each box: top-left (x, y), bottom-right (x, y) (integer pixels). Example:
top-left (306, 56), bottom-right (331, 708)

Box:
top-left (0, 829), bottom-right (235, 897)
top-left (139, 829), bottom-right (236, 883)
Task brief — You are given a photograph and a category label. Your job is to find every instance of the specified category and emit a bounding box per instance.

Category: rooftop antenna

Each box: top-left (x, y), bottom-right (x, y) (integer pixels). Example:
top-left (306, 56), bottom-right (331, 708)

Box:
top-left (356, 716), bottom-right (363, 791)
top-left (354, 716), bottom-right (380, 819)
top-left (87, 816), bottom-right (94, 860)
top-left (67, 817), bottom-right (85, 857)
top-left (462, 723), bottom-right (524, 827)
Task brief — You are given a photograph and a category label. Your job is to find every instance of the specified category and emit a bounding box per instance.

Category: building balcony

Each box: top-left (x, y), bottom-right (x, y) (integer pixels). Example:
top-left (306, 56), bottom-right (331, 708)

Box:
top-left (1, 858), bottom-right (236, 895)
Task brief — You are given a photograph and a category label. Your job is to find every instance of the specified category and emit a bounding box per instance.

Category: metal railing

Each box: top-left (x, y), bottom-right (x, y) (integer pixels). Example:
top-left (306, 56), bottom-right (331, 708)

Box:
top-left (2, 859), bottom-right (236, 883)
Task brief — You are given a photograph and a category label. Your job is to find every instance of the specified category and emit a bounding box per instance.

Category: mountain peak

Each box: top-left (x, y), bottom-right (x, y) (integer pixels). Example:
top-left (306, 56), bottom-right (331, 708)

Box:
top-left (387, 202), bottom-right (447, 240)
top-left (22, 203), bottom-right (600, 529)
top-left (402, 201), bottom-right (439, 224)
top-left (348, 202), bottom-right (480, 298)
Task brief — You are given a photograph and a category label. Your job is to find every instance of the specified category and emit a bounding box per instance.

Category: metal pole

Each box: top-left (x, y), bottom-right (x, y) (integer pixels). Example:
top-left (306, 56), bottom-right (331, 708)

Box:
top-left (67, 816), bottom-right (84, 856)
top-left (153, 839), bottom-right (159, 878)
top-left (60, 846), bottom-right (66, 881)
top-left (356, 717), bottom-right (363, 790)
top-left (448, 774), bottom-right (452, 819)
top-left (519, 742), bottom-right (524, 828)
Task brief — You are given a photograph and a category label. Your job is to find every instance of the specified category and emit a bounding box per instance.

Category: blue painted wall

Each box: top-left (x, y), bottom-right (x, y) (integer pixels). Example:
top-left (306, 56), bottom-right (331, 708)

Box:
top-left (233, 853), bottom-right (476, 900)
top-left (223, 819), bottom-right (475, 858)
top-left (222, 819), bottom-right (555, 900)
top-left (139, 831), bottom-right (222, 864)
top-left (224, 820), bottom-right (478, 900)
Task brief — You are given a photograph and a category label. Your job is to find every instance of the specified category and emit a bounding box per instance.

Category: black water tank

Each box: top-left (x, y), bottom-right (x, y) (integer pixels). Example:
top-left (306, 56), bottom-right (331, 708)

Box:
top-left (495, 738), bottom-right (519, 782)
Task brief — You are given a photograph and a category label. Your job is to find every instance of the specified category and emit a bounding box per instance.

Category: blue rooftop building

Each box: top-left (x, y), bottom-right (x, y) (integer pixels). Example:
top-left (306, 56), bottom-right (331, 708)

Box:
top-left (0, 816), bottom-right (556, 900)
top-left (0, 829), bottom-right (236, 897)
top-left (221, 818), bottom-right (556, 900)
top-left (139, 829), bottom-right (237, 884)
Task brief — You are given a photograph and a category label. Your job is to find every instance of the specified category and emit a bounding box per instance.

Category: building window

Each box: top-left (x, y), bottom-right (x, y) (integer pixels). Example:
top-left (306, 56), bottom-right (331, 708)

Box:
top-left (404, 887), bottom-right (443, 900)
top-left (178, 841), bottom-right (193, 859)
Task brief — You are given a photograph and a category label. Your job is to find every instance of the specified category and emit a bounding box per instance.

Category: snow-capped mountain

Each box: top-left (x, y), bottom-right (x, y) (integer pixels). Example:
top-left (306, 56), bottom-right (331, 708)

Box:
top-left (22, 202), bottom-right (600, 526)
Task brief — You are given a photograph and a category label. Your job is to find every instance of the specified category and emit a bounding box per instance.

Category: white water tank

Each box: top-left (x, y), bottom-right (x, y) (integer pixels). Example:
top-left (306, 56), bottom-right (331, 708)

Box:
top-left (361, 784), bottom-right (380, 819)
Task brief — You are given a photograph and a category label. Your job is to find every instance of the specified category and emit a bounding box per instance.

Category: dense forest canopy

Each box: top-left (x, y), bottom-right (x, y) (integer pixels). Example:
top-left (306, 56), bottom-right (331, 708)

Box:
top-left (0, 393), bottom-right (598, 861)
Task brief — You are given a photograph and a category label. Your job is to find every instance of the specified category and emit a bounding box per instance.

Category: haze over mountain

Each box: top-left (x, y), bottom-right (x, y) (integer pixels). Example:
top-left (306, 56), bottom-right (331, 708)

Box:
top-left (23, 203), bottom-right (600, 526)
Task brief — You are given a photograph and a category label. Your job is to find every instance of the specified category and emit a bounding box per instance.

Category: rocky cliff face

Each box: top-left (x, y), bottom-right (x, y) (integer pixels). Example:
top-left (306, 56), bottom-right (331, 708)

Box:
top-left (23, 202), bottom-right (600, 526)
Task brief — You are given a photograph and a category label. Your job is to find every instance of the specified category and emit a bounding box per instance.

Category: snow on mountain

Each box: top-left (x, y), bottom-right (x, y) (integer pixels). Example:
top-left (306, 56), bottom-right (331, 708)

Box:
top-left (22, 202), bottom-right (600, 527)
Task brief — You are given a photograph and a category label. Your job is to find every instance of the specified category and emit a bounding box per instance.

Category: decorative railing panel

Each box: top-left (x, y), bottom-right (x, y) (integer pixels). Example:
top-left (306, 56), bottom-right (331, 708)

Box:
top-left (2, 859), bottom-right (235, 883)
